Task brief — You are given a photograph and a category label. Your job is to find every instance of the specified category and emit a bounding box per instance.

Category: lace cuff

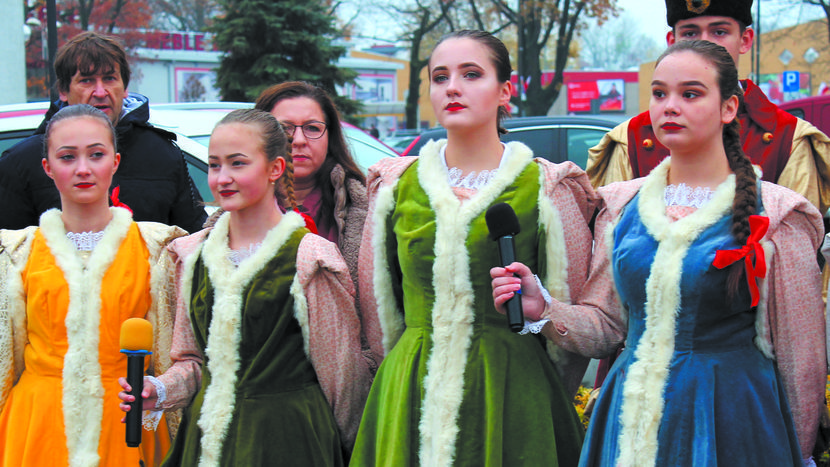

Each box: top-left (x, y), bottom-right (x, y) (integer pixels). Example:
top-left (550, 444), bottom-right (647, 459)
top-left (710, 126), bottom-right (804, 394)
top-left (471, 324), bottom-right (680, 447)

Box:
top-left (518, 319), bottom-right (551, 335)
top-left (141, 375), bottom-right (167, 431)
top-left (142, 409), bottom-right (164, 431)
top-left (515, 275), bottom-right (552, 334)
top-left (147, 375), bottom-right (166, 408)
top-left (534, 274), bottom-right (553, 305)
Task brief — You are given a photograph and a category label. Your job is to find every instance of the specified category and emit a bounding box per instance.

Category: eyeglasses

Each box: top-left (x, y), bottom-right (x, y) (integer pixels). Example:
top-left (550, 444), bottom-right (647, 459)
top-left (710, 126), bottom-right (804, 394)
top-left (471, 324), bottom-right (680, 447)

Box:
top-left (281, 121), bottom-right (328, 140)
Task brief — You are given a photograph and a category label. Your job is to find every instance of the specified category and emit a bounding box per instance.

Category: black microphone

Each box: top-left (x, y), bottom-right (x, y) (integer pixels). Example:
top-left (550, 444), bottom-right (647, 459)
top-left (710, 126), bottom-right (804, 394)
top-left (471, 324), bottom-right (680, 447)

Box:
top-left (120, 318), bottom-right (154, 448)
top-left (485, 202), bottom-right (524, 333)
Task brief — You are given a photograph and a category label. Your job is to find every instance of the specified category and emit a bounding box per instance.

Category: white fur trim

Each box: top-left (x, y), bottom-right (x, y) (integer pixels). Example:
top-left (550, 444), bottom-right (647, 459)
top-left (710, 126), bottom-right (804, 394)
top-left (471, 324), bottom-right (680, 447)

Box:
top-left (40, 207), bottom-right (132, 467)
top-left (754, 240), bottom-right (775, 359)
top-left (178, 240), bottom-right (203, 360)
top-left (416, 140), bottom-right (533, 467)
top-left (616, 159), bottom-right (735, 466)
top-left (372, 181), bottom-right (406, 354)
top-left (605, 217), bottom-right (627, 325)
top-left (0, 228), bottom-right (36, 410)
top-left (196, 211), bottom-right (305, 467)
top-left (291, 274), bottom-right (311, 358)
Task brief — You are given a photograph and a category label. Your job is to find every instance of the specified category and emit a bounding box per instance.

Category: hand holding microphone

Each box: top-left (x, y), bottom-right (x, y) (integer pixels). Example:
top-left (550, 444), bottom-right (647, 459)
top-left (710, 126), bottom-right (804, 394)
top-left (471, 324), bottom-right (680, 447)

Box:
top-left (485, 203), bottom-right (525, 332)
top-left (119, 318), bottom-right (153, 448)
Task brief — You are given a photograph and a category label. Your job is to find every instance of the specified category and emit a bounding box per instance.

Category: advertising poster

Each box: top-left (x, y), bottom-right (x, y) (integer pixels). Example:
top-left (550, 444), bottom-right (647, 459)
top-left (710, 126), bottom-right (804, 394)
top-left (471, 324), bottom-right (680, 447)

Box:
top-left (758, 72), bottom-right (811, 104)
top-left (174, 67), bottom-right (220, 103)
top-left (567, 79), bottom-right (625, 113)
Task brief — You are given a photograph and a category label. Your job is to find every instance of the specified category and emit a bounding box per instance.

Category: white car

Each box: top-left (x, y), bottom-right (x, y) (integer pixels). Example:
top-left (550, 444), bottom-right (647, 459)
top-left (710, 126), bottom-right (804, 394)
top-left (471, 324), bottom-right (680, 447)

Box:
top-left (0, 101), bottom-right (399, 203)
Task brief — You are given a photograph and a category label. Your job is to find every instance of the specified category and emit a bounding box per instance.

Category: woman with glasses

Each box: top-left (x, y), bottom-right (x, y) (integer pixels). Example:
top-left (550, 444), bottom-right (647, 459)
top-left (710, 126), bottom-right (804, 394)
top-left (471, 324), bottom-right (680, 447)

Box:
top-left (255, 82), bottom-right (368, 297)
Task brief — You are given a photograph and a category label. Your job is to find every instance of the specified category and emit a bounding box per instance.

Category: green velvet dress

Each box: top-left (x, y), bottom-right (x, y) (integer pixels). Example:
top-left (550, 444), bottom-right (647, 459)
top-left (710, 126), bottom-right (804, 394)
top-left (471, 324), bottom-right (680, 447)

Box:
top-left (351, 143), bottom-right (585, 467)
top-left (162, 227), bottom-right (342, 467)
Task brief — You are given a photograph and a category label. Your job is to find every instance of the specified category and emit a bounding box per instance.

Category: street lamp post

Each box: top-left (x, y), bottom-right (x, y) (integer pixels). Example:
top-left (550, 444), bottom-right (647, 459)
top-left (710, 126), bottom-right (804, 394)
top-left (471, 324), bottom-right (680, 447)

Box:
top-left (24, 0), bottom-right (59, 101)
top-left (46, 0), bottom-right (57, 102)
top-left (754, 0), bottom-right (761, 82)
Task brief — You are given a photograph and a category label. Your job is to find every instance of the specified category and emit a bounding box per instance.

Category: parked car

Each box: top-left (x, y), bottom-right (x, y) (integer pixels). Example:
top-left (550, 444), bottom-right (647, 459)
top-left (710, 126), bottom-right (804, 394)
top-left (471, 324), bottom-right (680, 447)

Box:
top-left (0, 101), bottom-right (399, 204)
top-left (382, 128), bottom-right (423, 154)
top-left (402, 115), bottom-right (625, 169)
top-left (149, 102), bottom-right (398, 174)
top-left (779, 94), bottom-right (830, 136)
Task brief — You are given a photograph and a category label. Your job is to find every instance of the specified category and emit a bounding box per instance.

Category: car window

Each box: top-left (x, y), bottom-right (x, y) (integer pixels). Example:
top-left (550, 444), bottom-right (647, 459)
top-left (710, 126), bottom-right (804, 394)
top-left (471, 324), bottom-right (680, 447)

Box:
top-left (346, 138), bottom-right (395, 172)
top-left (785, 108), bottom-right (805, 119)
top-left (182, 151), bottom-right (213, 203)
top-left (0, 132), bottom-right (31, 156)
top-left (342, 126), bottom-right (398, 172)
top-left (503, 127), bottom-right (562, 163)
top-left (565, 128), bottom-right (608, 169)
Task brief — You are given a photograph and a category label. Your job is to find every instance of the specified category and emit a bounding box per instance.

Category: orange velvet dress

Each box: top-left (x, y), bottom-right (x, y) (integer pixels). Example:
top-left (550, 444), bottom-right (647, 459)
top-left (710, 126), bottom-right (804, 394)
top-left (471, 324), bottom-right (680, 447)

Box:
top-left (0, 215), bottom-right (172, 467)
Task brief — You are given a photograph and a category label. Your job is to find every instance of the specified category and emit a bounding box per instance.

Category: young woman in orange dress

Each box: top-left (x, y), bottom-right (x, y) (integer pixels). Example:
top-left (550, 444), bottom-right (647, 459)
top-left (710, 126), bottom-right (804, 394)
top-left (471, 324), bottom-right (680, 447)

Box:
top-left (0, 104), bottom-right (185, 466)
top-left (119, 109), bottom-right (372, 466)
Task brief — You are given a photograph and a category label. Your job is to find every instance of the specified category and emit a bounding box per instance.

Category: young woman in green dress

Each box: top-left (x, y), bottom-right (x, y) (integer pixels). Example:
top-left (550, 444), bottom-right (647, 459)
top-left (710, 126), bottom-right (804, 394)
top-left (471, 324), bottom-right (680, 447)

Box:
top-left (119, 109), bottom-right (372, 466)
top-left (350, 30), bottom-right (607, 467)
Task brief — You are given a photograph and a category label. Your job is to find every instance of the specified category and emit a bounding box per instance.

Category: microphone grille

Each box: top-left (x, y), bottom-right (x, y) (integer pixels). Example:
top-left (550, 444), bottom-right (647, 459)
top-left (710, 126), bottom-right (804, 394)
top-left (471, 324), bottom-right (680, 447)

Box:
top-left (485, 202), bottom-right (521, 239)
top-left (120, 318), bottom-right (153, 351)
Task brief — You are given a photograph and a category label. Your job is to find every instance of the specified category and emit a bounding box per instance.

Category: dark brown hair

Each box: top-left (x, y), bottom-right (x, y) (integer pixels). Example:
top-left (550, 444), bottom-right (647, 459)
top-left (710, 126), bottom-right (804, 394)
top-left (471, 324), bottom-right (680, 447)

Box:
top-left (255, 81), bottom-right (365, 232)
top-left (657, 40), bottom-right (757, 300)
top-left (215, 109), bottom-right (296, 210)
top-left (430, 30), bottom-right (513, 135)
top-left (55, 32), bottom-right (131, 94)
top-left (656, 40), bottom-right (756, 246)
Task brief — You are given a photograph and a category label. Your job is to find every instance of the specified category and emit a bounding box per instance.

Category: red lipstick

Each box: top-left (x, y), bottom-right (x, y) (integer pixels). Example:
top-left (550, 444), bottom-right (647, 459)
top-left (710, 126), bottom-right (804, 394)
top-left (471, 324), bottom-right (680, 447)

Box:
top-left (219, 190), bottom-right (236, 198)
top-left (446, 103), bottom-right (464, 111)
top-left (661, 123), bottom-right (683, 130)
top-left (75, 183), bottom-right (94, 189)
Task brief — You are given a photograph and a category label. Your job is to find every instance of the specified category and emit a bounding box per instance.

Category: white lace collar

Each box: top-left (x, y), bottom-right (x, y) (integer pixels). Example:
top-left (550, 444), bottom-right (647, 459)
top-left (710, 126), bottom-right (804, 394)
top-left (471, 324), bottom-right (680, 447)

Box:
top-left (664, 183), bottom-right (715, 208)
top-left (440, 143), bottom-right (511, 189)
top-left (228, 242), bottom-right (263, 266)
top-left (65, 230), bottom-right (106, 251)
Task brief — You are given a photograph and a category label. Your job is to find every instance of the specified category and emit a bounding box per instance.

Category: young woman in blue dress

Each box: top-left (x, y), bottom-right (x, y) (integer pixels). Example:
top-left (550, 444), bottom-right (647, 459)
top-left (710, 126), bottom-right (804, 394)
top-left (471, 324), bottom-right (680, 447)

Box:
top-left (492, 40), bottom-right (826, 466)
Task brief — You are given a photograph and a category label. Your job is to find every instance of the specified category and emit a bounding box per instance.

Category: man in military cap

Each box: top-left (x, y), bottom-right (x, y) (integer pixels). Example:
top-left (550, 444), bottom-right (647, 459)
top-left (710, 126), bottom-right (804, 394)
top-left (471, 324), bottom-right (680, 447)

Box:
top-left (586, 0), bottom-right (830, 216)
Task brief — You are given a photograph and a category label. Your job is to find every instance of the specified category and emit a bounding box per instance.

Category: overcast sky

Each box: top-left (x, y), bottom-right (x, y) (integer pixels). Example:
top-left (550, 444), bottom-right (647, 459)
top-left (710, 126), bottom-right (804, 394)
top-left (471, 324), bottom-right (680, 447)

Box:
top-left (345, 0), bottom-right (827, 49)
top-left (620, 0), bottom-right (826, 45)
top-left (617, 0), bottom-right (670, 45)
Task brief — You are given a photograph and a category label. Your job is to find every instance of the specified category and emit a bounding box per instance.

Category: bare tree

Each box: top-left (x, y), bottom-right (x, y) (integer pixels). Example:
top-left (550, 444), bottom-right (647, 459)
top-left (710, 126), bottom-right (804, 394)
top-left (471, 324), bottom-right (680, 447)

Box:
top-left (491, 0), bottom-right (618, 116)
top-left (787, 0), bottom-right (830, 42)
top-left (577, 13), bottom-right (662, 70)
top-left (149, 0), bottom-right (220, 31)
top-left (390, 0), bottom-right (457, 129)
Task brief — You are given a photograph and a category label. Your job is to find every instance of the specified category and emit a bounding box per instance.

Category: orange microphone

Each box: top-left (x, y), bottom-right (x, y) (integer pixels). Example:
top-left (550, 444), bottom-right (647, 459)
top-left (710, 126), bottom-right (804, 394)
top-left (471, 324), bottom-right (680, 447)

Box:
top-left (120, 318), bottom-right (153, 448)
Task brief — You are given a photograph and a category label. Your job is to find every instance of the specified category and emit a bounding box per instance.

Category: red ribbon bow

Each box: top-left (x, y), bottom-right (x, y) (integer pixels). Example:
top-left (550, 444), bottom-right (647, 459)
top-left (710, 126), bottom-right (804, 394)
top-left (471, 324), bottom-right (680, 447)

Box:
top-left (110, 186), bottom-right (133, 214)
top-left (712, 215), bottom-right (769, 307)
top-left (296, 210), bottom-right (318, 234)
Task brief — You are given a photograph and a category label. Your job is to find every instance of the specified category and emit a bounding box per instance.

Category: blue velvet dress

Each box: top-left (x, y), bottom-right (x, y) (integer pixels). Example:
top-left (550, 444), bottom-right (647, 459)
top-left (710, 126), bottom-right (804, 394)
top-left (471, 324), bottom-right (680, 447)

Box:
top-left (579, 192), bottom-right (802, 466)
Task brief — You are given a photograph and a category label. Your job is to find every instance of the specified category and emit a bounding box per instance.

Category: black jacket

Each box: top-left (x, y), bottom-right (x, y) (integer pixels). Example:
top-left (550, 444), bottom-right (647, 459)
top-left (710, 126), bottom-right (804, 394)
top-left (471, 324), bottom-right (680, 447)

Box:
top-left (0, 94), bottom-right (207, 233)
